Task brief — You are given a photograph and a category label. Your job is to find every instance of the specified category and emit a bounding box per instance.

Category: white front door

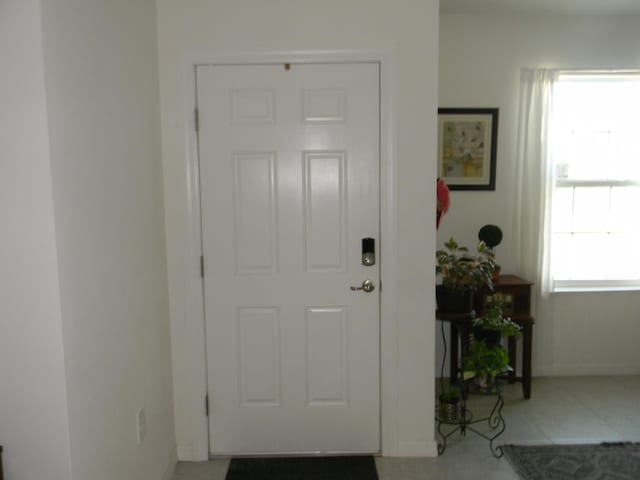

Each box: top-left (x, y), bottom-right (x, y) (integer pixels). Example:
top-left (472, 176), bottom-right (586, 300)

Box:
top-left (197, 62), bottom-right (380, 455)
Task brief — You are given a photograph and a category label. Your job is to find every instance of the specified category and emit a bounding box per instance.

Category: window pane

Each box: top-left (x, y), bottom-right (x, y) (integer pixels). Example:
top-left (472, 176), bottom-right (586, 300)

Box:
top-left (552, 187), bottom-right (574, 233)
top-left (610, 133), bottom-right (640, 180)
top-left (610, 186), bottom-right (640, 233)
top-left (572, 187), bottom-right (609, 233)
top-left (551, 233), bottom-right (572, 279)
top-left (564, 132), bottom-right (610, 180)
top-left (609, 233), bottom-right (640, 279)
top-left (570, 233), bottom-right (609, 279)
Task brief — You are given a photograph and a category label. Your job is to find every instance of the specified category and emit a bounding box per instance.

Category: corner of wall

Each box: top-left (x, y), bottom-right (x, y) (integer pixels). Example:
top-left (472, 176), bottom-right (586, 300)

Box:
top-left (176, 445), bottom-right (194, 462)
top-left (161, 447), bottom-right (179, 480)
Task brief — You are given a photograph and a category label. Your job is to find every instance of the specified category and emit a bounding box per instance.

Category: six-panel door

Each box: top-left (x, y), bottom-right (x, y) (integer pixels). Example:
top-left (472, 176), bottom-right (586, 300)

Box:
top-left (197, 63), bottom-right (380, 454)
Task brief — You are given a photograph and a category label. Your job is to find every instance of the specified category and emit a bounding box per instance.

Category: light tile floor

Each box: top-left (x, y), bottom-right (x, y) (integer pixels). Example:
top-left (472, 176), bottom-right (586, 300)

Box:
top-left (172, 376), bottom-right (640, 480)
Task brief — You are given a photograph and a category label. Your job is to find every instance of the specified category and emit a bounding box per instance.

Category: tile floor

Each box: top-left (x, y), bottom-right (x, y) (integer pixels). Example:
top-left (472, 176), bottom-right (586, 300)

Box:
top-left (171, 376), bottom-right (640, 480)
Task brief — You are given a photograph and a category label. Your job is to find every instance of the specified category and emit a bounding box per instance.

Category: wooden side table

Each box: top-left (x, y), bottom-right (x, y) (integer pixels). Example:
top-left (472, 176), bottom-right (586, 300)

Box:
top-left (476, 274), bottom-right (534, 399)
top-left (439, 275), bottom-right (534, 399)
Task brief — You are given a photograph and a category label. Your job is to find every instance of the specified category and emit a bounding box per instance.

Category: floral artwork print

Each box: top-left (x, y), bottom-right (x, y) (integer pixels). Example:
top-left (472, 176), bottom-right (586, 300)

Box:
top-left (441, 120), bottom-right (485, 178)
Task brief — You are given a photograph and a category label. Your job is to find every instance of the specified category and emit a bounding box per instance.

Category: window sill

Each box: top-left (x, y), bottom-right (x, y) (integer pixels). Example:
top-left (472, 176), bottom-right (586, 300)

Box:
top-left (554, 283), bottom-right (640, 293)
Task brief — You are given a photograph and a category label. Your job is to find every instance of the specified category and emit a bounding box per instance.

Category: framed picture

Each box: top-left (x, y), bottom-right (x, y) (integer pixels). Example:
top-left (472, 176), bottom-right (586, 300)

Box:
top-left (437, 108), bottom-right (499, 191)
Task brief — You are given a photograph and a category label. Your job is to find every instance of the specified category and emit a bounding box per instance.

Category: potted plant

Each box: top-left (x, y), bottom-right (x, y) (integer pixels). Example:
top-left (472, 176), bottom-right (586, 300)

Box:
top-left (472, 303), bottom-right (521, 347)
top-left (463, 341), bottom-right (510, 390)
top-left (437, 385), bottom-right (461, 423)
top-left (436, 238), bottom-right (499, 314)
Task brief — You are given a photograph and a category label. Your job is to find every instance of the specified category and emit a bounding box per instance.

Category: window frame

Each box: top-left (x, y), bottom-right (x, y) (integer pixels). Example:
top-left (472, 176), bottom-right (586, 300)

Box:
top-left (549, 71), bottom-right (640, 292)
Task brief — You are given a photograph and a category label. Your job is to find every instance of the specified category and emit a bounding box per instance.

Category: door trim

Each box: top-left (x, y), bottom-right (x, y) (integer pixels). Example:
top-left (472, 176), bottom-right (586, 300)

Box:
top-left (179, 50), bottom-right (399, 459)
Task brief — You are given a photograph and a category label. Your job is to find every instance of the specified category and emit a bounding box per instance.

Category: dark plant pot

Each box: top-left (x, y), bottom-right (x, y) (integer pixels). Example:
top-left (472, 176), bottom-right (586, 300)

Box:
top-left (473, 327), bottom-right (502, 348)
top-left (436, 285), bottom-right (475, 314)
top-left (437, 399), bottom-right (460, 423)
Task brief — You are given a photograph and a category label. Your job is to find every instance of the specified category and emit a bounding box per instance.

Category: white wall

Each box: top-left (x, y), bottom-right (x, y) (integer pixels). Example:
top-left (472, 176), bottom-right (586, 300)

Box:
top-left (438, 13), bottom-right (640, 376)
top-left (0, 2), bottom-right (72, 479)
top-left (39, 1), bottom-right (176, 479)
top-left (157, 0), bottom-right (439, 458)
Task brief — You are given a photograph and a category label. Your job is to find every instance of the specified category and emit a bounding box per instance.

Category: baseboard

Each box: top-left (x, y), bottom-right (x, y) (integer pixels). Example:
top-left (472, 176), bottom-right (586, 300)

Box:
top-left (180, 440), bottom-right (440, 460)
top-left (177, 444), bottom-right (194, 461)
top-left (392, 440), bottom-right (439, 457)
top-left (161, 447), bottom-right (178, 480)
top-left (536, 365), bottom-right (640, 376)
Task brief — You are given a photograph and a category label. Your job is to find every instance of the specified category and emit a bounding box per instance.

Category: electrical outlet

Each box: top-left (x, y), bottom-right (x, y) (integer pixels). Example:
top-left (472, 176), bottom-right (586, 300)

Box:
top-left (136, 407), bottom-right (146, 445)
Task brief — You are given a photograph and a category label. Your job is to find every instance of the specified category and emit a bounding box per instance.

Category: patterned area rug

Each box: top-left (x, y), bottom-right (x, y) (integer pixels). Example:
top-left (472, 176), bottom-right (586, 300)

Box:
top-left (503, 442), bottom-right (640, 480)
top-left (225, 456), bottom-right (378, 480)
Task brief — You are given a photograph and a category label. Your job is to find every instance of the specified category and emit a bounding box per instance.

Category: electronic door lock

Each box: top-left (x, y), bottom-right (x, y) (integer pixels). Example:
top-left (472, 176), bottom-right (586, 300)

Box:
top-left (362, 238), bottom-right (375, 266)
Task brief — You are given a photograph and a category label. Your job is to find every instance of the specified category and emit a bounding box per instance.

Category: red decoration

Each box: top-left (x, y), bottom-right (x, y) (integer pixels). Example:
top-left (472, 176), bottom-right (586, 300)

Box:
top-left (437, 178), bottom-right (450, 229)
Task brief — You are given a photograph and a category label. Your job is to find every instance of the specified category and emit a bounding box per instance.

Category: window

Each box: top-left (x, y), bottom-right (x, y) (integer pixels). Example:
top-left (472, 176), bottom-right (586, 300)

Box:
top-left (550, 72), bottom-right (640, 291)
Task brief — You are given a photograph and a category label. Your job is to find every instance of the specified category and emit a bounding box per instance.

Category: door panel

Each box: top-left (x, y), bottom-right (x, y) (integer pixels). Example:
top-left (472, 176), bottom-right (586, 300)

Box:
top-left (304, 151), bottom-right (347, 272)
top-left (233, 152), bottom-right (277, 274)
top-left (198, 63), bottom-right (380, 454)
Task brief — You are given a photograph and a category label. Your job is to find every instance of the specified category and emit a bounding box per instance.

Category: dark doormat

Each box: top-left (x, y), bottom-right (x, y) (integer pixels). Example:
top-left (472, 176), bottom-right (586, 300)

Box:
top-left (502, 442), bottom-right (640, 480)
top-left (225, 455), bottom-right (378, 480)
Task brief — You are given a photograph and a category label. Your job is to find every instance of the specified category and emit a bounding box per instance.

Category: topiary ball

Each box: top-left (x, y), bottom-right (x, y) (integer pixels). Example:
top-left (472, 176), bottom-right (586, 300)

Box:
top-left (478, 224), bottom-right (503, 249)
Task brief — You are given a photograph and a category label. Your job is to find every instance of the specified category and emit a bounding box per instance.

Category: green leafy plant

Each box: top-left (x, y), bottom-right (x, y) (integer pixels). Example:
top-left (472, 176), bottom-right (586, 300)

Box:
top-left (473, 304), bottom-right (521, 338)
top-left (463, 341), bottom-right (510, 385)
top-left (436, 238), bottom-right (499, 291)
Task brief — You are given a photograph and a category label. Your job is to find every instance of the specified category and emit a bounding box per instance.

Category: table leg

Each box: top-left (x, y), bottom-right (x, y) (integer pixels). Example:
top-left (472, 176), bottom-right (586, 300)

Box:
top-left (522, 324), bottom-right (532, 399)
top-left (507, 336), bottom-right (517, 384)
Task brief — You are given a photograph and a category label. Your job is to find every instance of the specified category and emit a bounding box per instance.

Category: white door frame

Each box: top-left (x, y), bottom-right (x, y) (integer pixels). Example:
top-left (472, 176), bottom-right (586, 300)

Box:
top-left (179, 50), bottom-right (399, 460)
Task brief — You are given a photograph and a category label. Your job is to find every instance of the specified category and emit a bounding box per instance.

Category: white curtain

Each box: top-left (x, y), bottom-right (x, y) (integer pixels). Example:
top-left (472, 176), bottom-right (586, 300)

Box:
top-left (514, 69), bottom-right (559, 296)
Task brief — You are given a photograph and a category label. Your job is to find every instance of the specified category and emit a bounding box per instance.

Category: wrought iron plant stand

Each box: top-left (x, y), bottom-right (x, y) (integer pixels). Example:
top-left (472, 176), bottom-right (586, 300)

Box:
top-left (436, 311), bottom-right (506, 457)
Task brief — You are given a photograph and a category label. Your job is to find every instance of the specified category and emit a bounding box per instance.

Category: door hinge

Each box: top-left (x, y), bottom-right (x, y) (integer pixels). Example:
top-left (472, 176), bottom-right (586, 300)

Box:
top-left (205, 394), bottom-right (210, 416)
top-left (200, 255), bottom-right (205, 278)
top-left (194, 108), bottom-right (200, 132)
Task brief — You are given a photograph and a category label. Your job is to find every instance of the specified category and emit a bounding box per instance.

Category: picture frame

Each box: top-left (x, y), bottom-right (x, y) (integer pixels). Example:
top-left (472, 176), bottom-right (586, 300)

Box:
top-left (437, 108), bottom-right (499, 191)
